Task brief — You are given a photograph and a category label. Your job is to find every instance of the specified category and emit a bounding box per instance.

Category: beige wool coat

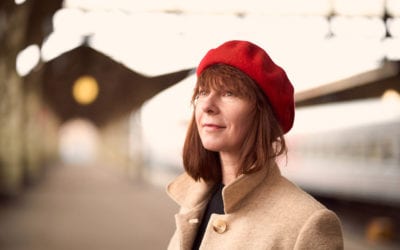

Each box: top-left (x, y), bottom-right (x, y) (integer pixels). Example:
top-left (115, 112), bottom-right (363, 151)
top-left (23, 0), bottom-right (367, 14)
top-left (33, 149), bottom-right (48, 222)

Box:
top-left (166, 163), bottom-right (344, 250)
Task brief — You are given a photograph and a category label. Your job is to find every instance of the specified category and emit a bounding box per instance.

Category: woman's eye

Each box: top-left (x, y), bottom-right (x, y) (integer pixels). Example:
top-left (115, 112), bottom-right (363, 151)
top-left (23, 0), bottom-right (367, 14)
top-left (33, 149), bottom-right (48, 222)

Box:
top-left (223, 91), bottom-right (234, 97)
top-left (199, 90), bottom-right (208, 96)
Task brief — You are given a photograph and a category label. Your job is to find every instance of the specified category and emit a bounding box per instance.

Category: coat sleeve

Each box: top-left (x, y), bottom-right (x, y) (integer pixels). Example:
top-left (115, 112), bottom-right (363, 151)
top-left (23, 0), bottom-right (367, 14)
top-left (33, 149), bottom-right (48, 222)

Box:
top-left (294, 209), bottom-right (344, 250)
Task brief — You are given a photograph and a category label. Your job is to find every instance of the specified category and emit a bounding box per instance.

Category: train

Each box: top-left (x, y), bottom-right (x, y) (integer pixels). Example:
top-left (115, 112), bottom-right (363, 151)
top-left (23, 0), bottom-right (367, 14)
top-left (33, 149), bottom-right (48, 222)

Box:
top-left (283, 95), bottom-right (400, 206)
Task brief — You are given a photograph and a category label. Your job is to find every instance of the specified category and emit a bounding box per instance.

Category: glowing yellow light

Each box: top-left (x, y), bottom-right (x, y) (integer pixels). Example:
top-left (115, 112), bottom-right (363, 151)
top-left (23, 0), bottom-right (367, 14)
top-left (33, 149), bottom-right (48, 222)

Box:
top-left (381, 89), bottom-right (400, 102)
top-left (72, 75), bottom-right (99, 105)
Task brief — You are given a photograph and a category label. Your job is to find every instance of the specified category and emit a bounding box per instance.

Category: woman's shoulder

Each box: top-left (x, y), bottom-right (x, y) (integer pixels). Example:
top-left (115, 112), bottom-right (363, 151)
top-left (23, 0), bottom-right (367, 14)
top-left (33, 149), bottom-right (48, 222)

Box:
top-left (275, 175), bottom-right (326, 210)
top-left (253, 173), bottom-right (330, 221)
top-left (248, 173), bottom-right (342, 234)
top-left (240, 164), bottom-right (328, 216)
top-left (272, 176), bottom-right (326, 211)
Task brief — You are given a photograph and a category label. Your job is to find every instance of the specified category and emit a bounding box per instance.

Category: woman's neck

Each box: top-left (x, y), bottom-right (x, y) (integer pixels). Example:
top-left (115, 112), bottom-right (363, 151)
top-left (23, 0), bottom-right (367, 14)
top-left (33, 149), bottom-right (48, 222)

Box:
top-left (219, 152), bottom-right (241, 186)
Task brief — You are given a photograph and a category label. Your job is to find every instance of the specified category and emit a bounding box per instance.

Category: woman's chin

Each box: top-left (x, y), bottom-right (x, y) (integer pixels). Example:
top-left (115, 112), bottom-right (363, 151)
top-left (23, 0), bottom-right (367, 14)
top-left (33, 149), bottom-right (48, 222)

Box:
top-left (202, 144), bottom-right (222, 152)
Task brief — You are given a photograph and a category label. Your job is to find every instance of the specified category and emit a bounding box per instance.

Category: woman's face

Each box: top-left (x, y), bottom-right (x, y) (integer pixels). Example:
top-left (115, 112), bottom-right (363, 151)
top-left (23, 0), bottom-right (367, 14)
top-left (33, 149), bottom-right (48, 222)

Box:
top-left (195, 85), bottom-right (255, 155)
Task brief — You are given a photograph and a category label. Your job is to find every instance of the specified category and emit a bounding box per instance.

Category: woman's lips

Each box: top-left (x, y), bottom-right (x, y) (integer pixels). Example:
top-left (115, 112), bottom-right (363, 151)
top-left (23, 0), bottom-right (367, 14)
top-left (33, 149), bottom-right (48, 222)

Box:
top-left (203, 123), bottom-right (225, 130)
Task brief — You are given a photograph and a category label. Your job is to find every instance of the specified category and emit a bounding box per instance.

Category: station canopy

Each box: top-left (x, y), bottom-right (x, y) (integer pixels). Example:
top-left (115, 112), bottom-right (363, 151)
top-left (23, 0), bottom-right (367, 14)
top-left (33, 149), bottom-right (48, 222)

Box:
top-left (20, 0), bottom-right (400, 93)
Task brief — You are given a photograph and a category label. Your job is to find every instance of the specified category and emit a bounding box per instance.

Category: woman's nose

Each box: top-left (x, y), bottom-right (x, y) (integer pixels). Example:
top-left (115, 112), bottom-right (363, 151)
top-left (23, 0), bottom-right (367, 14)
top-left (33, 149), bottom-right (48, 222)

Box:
top-left (199, 93), bottom-right (219, 114)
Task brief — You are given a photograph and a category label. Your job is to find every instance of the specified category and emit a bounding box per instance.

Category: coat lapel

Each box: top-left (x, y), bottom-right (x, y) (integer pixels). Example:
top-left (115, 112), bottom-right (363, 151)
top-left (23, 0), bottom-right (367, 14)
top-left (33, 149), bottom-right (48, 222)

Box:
top-left (167, 173), bottom-right (214, 250)
top-left (174, 207), bottom-right (204, 250)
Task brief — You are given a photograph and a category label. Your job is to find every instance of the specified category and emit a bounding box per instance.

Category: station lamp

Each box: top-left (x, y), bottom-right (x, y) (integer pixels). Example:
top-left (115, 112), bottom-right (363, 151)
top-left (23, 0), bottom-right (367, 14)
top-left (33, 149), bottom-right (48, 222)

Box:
top-left (72, 75), bottom-right (99, 105)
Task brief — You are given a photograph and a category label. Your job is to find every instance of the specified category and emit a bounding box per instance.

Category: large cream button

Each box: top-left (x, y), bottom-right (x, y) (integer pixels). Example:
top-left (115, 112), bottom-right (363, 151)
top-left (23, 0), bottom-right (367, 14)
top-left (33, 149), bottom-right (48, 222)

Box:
top-left (212, 219), bottom-right (227, 234)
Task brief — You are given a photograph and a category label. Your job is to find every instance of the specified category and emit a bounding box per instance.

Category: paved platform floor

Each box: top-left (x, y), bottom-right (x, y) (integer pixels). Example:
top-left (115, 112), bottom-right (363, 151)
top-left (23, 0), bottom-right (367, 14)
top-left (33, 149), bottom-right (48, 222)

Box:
top-left (0, 164), bottom-right (178, 250)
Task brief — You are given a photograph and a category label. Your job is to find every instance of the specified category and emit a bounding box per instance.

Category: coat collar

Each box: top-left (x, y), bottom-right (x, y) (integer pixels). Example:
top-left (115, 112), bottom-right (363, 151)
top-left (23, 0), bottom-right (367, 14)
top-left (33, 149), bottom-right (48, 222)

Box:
top-left (166, 172), bottom-right (214, 212)
top-left (167, 162), bottom-right (281, 214)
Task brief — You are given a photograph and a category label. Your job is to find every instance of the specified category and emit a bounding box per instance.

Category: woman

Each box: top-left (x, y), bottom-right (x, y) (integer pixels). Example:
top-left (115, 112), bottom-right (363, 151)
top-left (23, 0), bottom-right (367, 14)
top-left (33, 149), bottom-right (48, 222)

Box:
top-left (166, 40), bottom-right (344, 250)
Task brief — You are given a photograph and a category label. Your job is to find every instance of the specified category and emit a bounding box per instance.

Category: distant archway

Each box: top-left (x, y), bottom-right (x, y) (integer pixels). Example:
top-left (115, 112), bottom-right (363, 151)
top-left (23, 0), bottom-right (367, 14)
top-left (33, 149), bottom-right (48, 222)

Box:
top-left (58, 118), bottom-right (99, 164)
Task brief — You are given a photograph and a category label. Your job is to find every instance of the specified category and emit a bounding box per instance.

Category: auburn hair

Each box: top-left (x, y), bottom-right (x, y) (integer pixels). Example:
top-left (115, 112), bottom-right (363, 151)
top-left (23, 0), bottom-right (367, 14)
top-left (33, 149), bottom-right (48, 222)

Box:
top-left (182, 64), bottom-right (287, 182)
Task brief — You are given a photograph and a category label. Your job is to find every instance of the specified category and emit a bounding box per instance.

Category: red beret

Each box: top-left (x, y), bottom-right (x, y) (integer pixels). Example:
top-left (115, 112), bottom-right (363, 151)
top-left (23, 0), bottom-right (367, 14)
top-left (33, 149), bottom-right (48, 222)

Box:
top-left (196, 40), bottom-right (295, 134)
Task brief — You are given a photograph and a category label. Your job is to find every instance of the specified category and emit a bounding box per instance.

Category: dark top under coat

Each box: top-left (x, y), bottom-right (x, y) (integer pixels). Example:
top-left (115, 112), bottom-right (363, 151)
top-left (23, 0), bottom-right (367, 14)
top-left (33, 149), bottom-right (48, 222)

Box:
top-left (192, 183), bottom-right (225, 250)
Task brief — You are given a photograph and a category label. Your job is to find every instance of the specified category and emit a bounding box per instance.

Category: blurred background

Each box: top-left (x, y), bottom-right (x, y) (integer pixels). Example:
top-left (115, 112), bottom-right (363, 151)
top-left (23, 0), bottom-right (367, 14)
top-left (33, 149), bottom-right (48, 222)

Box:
top-left (0, 0), bottom-right (399, 249)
